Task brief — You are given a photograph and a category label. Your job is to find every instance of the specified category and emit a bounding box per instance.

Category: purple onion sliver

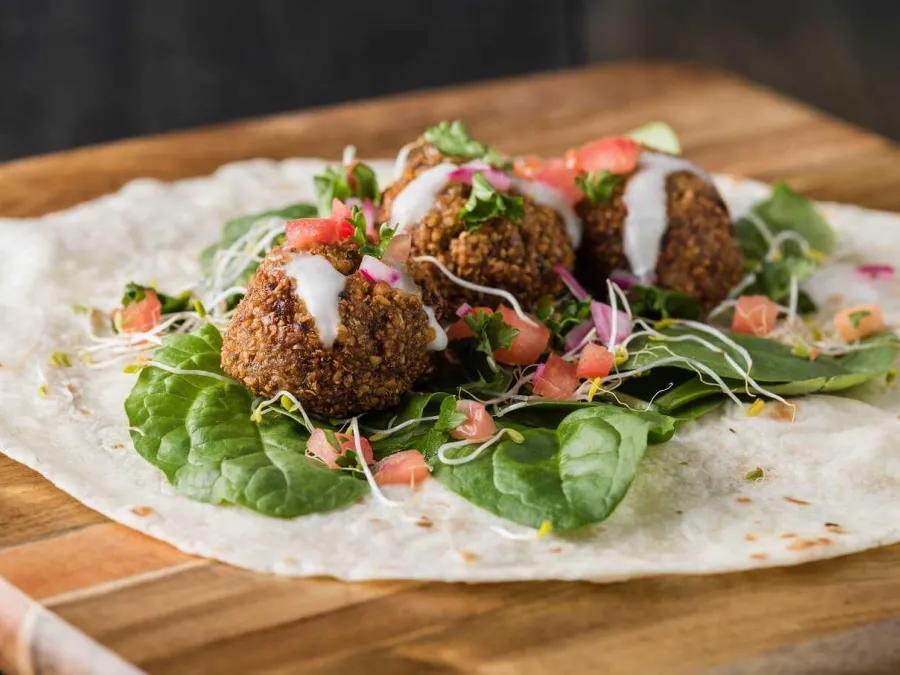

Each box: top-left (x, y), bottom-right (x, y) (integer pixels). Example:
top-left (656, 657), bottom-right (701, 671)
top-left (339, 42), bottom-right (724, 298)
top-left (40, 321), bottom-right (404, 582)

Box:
top-left (456, 302), bottom-right (474, 318)
top-left (534, 363), bottom-right (546, 380)
top-left (553, 264), bottom-right (589, 301)
top-left (856, 264), bottom-right (895, 281)
top-left (564, 318), bottom-right (594, 352)
top-left (591, 300), bottom-right (632, 346)
top-left (608, 269), bottom-right (638, 290)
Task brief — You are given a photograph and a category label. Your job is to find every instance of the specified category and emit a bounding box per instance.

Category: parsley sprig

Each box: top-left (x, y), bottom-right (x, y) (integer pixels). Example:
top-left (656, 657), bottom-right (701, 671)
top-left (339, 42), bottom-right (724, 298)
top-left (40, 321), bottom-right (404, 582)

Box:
top-left (457, 173), bottom-right (524, 231)
top-left (575, 170), bottom-right (621, 205)
top-left (462, 309), bottom-right (519, 359)
top-left (424, 120), bottom-right (503, 164)
top-left (347, 206), bottom-right (398, 259)
top-left (121, 282), bottom-right (192, 314)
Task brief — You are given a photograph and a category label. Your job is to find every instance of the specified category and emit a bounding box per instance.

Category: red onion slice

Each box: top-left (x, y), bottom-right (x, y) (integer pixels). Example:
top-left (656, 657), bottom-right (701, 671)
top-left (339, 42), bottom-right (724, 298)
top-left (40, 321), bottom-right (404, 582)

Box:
top-left (553, 265), bottom-right (588, 301)
top-left (359, 255), bottom-right (401, 285)
top-left (456, 302), bottom-right (474, 318)
top-left (448, 166), bottom-right (513, 192)
top-left (591, 300), bottom-right (632, 346)
top-left (564, 318), bottom-right (594, 352)
top-left (856, 264), bottom-right (895, 281)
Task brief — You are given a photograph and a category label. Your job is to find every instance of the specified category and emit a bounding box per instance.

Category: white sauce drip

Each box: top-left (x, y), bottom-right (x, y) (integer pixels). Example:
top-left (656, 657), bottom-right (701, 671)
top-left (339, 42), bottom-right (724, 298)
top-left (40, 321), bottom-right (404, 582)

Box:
top-left (281, 253), bottom-right (347, 348)
top-left (511, 178), bottom-right (582, 247)
top-left (424, 306), bottom-right (448, 351)
top-left (390, 267), bottom-right (448, 351)
top-left (622, 152), bottom-right (712, 283)
top-left (389, 163), bottom-right (458, 231)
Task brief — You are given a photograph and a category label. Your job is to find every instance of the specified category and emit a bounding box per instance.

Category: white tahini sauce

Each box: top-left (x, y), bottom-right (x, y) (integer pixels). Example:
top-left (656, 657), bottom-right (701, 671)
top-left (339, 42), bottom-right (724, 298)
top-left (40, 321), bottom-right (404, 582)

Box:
top-left (389, 162), bottom-right (458, 231)
top-left (622, 152), bottom-right (712, 283)
top-left (392, 142), bottom-right (416, 180)
top-left (424, 306), bottom-right (448, 351)
top-left (390, 267), bottom-right (448, 351)
top-left (281, 253), bottom-right (347, 348)
top-left (511, 178), bottom-right (582, 247)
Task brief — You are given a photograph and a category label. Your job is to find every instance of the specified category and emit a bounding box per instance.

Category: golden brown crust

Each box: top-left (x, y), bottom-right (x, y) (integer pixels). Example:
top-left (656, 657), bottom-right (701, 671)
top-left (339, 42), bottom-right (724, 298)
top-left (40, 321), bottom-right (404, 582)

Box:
top-left (382, 145), bottom-right (575, 315)
top-left (575, 170), bottom-right (743, 308)
top-left (221, 241), bottom-right (434, 418)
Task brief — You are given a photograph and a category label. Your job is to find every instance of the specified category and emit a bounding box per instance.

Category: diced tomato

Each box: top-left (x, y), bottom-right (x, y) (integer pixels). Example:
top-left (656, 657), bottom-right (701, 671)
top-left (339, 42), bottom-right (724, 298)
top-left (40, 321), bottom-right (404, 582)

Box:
top-left (374, 450), bottom-right (430, 487)
top-left (731, 295), bottom-right (780, 336)
top-left (113, 291), bottom-right (162, 333)
top-left (447, 307), bottom-right (493, 341)
top-left (307, 429), bottom-right (340, 468)
top-left (512, 156), bottom-right (544, 181)
top-left (532, 354), bottom-right (579, 400)
top-left (331, 198), bottom-right (352, 223)
top-left (834, 304), bottom-right (885, 342)
top-left (565, 137), bottom-right (640, 175)
top-left (576, 343), bottom-right (615, 380)
top-left (493, 306), bottom-right (551, 366)
top-left (451, 399), bottom-right (496, 442)
top-left (514, 157), bottom-right (582, 206)
top-left (307, 429), bottom-right (373, 469)
top-left (334, 432), bottom-right (374, 465)
top-left (285, 218), bottom-right (345, 250)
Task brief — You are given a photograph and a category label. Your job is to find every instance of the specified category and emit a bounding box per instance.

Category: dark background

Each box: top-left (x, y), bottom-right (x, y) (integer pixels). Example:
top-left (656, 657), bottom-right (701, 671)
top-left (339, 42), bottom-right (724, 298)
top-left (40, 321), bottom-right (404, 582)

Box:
top-left (1, 0), bottom-right (897, 161)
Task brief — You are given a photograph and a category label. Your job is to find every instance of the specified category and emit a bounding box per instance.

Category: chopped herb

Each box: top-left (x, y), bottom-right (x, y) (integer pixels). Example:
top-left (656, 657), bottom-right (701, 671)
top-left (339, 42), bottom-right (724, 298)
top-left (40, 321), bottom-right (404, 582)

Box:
top-left (535, 296), bottom-right (592, 350)
top-left (193, 299), bottom-right (207, 319)
top-left (848, 310), bottom-right (872, 329)
top-left (121, 282), bottom-right (192, 314)
top-left (71, 304), bottom-right (88, 315)
top-left (457, 173), bottom-right (524, 230)
top-left (37, 384), bottom-right (49, 398)
top-left (348, 206), bottom-right (398, 259)
top-left (887, 369), bottom-right (897, 385)
top-left (745, 467), bottom-right (765, 481)
top-left (463, 309), bottom-right (519, 359)
top-left (575, 170), bottom-right (621, 205)
top-left (536, 520), bottom-right (553, 537)
top-left (50, 351), bottom-right (71, 368)
top-left (424, 120), bottom-right (499, 163)
top-left (313, 161), bottom-right (380, 217)
top-left (435, 396), bottom-right (467, 431)
top-left (628, 285), bottom-right (702, 321)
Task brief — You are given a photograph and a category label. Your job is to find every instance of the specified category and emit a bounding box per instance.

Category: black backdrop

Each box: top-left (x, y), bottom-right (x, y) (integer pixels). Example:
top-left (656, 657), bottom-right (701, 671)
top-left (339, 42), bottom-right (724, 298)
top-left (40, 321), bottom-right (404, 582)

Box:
top-left (0, 0), bottom-right (897, 161)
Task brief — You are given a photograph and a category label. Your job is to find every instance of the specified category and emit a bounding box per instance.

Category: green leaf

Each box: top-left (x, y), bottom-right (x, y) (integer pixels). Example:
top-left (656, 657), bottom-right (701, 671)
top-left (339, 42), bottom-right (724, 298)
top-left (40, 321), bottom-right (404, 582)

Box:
top-left (423, 120), bottom-right (497, 161)
top-left (313, 162), bottom-right (380, 217)
top-left (535, 296), bottom-right (593, 351)
top-left (626, 122), bottom-right (681, 154)
top-left (435, 407), bottom-right (655, 531)
top-left (198, 203), bottom-right (317, 281)
top-left (740, 257), bottom-right (819, 307)
top-left (848, 310), bottom-right (872, 329)
top-left (457, 173), bottom-right (525, 230)
top-left (750, 182), bottom-right (836, 257)
top-left (627, 285), bottom-right (702, 320)
top-left (120, 282), bottom-right (193, 314)
top-left (435, 396), bottom-right (467, 431)
top-left (463, 309), bottom-right (519, 359)
top-left (125, 324), bottom-right (366, 517)
top-left (575, 170), bottom-right (621, 205)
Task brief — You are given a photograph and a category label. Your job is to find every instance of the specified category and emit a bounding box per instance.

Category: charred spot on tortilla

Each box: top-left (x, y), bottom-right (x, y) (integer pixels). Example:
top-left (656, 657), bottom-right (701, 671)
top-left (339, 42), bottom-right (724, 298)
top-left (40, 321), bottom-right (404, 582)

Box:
top-left (784, 496), bottom-right (812, 506)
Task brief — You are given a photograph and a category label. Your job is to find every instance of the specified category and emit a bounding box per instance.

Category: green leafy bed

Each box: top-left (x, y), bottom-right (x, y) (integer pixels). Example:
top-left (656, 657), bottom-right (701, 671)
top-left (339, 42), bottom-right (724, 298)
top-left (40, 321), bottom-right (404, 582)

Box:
top-left (123, 164), bottom-right (900, 533)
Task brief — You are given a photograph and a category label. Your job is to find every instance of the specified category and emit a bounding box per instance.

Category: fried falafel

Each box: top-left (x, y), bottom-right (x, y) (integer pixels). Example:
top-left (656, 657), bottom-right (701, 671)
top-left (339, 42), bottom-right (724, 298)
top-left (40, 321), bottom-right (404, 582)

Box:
top-left (575, 152), bottom-right (743, 308)
top-left (221, 239), bottom-right (443, 418)
top-left (382, 134), bottom-right (577, 315)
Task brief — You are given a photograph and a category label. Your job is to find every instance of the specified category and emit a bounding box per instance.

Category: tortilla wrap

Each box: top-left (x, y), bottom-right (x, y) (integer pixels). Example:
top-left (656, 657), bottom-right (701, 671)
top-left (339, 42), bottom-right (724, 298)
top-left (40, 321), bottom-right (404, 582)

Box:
top-left (1, 159), bottom-right (898, 582)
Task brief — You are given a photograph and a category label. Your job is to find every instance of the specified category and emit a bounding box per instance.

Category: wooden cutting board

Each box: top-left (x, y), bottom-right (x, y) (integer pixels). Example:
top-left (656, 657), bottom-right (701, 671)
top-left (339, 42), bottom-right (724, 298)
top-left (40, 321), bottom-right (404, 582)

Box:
top-left (2, 62), bottom-right (900, 675)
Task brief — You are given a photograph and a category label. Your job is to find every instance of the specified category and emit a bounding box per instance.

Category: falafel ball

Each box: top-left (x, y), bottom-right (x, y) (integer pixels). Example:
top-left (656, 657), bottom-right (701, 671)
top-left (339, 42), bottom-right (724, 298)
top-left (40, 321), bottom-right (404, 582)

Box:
top-left (221, 239), bottom-right (440, 418)
top-left (575, 167), bottom-right (743, 308)
top-left (382, 139), bottom-right (576, 315)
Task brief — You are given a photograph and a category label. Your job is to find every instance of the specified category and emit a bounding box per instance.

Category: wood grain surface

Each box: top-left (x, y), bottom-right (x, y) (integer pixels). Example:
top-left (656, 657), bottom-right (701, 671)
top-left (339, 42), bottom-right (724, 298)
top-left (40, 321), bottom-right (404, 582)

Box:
top-left (1, 62), bottom-right (899, 675)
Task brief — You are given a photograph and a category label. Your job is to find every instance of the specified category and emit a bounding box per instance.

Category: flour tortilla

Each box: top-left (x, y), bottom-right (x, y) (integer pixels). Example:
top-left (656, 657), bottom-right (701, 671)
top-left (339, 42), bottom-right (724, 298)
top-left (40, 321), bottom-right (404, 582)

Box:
top-left (1, 159), bottom-right (899, 582)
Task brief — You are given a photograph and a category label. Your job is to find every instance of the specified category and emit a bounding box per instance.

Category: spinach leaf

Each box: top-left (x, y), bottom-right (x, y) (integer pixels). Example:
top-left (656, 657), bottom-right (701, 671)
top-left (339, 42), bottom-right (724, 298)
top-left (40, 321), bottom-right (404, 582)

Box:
top-left (575, 170), bottom-right (620, 205)
top-left (457, 173), bottom-right (525, 230)
top-left (198, 203), bottom-right (317, 280)
top-left (435, 407), bottom-right (656, 531)
top-left (125, 324), bottom-right (366, 517)
top-left (751, 182), bottom-right (835, 256)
